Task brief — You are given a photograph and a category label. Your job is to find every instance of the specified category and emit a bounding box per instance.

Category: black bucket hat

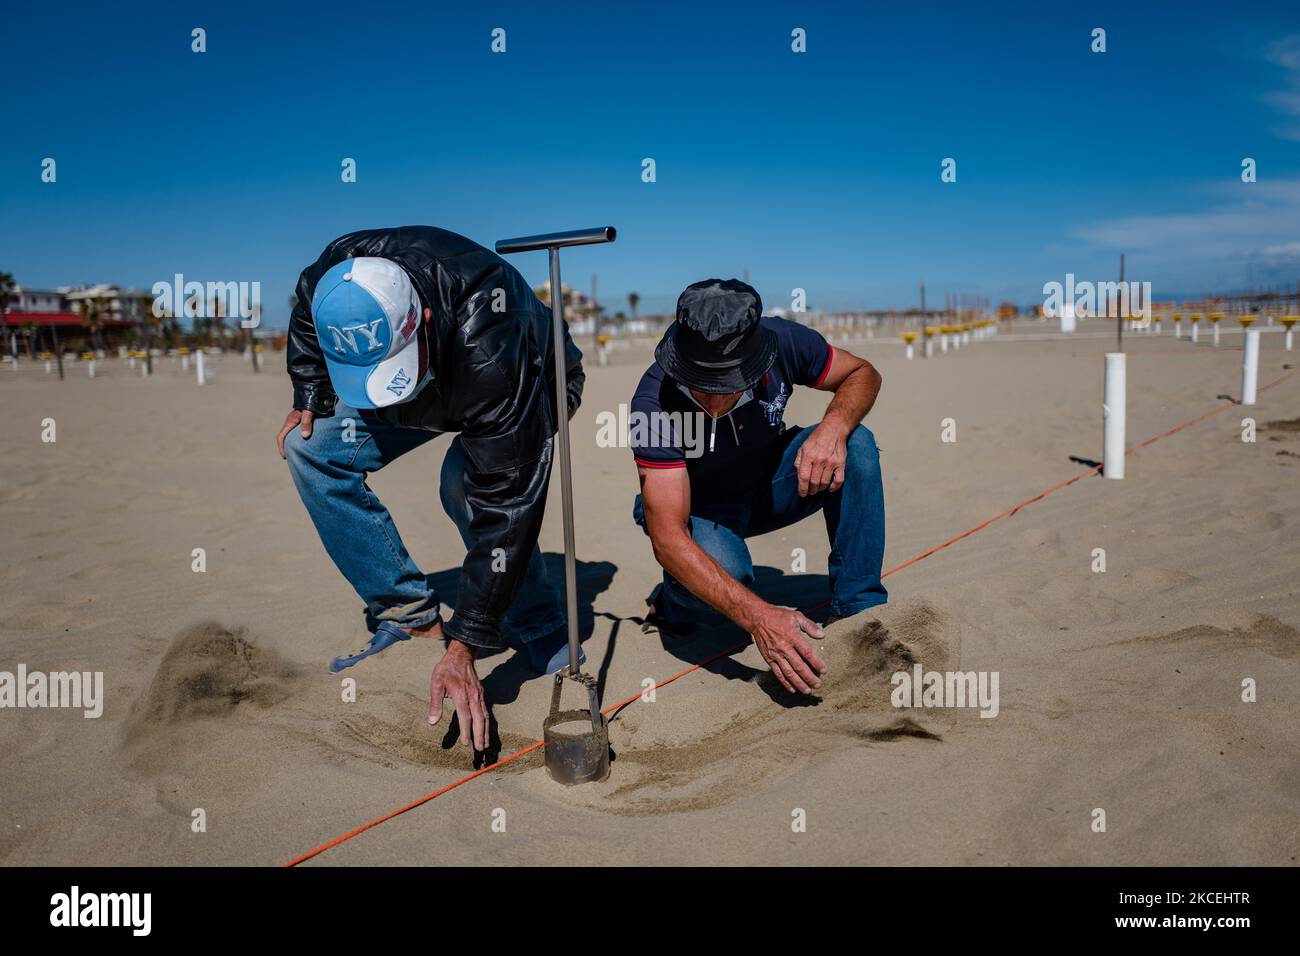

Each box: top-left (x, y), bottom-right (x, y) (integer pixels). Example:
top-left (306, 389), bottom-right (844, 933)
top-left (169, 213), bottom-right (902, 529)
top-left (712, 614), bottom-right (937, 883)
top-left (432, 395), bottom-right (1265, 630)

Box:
top-left (654, 278), bottom-right (778, 393)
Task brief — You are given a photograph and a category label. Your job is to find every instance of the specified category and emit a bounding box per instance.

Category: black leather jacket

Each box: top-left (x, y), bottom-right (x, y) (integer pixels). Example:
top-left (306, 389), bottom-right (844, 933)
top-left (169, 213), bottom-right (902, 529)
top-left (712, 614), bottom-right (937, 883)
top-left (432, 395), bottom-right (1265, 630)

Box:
top-left (287, 225), bottom-right (584, 651)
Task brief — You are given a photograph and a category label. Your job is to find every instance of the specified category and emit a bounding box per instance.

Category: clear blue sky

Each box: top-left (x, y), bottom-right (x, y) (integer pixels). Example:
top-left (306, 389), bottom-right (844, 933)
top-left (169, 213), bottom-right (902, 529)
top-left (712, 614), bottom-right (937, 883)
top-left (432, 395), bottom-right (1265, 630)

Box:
top-left (2, 0), bottom-right (1298, 325)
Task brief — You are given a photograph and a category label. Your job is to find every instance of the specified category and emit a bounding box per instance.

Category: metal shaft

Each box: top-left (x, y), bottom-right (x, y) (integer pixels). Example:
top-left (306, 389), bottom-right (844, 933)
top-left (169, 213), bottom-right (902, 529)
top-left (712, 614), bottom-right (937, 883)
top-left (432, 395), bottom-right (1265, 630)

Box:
top-left (548, 246), bottom-right (582, 677)
top-left (495, 226), bottom-right (615, 691)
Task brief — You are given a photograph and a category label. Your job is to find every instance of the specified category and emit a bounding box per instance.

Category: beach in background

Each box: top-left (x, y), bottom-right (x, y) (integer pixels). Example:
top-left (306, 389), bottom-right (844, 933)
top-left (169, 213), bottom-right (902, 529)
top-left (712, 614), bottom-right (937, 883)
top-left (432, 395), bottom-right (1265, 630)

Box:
top-left (1, 321), bottom-right (1296, 866)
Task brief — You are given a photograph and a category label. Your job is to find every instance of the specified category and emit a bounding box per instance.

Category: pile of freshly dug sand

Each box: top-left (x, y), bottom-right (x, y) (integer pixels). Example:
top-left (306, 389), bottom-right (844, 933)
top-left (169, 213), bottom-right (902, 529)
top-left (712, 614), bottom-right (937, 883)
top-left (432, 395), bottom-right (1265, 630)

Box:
top-left (568, 598), bottom-right (964, 815)
top-left (123, 622), bottom-right (300, 741)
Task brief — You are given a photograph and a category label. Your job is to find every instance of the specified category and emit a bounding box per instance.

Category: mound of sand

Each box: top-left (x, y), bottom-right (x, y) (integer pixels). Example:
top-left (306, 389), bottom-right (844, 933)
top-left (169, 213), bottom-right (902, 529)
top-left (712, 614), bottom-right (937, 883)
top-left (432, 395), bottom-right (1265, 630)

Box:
top-left (588, 597), bottom-right (963, 814)
top-left (124, 622), bottom-right (300, 741)
top-left (816, 598), bottom-right (958, 706)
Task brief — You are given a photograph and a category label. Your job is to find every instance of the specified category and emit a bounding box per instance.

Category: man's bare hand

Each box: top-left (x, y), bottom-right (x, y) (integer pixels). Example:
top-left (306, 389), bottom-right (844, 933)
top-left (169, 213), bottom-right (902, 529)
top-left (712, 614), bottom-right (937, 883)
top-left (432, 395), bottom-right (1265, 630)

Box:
top-left (277, 409), bottom-right (314, 459)
top-left (428, 639), bottom-right (488, 750)
top-left (748, 604), bottom-right (826, 694)
top-left (794, 423), bottom-right (848, 496)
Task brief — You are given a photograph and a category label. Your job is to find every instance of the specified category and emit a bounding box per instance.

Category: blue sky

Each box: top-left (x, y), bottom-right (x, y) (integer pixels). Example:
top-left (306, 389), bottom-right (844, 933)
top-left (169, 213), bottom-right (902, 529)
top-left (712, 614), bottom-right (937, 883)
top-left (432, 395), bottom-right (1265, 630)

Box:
top-left (2, 0), bottom-right (1298, 324)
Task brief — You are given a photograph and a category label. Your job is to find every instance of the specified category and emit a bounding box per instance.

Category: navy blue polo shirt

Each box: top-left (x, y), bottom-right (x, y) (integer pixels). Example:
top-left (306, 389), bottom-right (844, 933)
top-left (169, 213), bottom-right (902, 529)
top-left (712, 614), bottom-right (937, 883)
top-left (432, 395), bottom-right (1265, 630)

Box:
top-left (630, 316), bottom-right (833, 505)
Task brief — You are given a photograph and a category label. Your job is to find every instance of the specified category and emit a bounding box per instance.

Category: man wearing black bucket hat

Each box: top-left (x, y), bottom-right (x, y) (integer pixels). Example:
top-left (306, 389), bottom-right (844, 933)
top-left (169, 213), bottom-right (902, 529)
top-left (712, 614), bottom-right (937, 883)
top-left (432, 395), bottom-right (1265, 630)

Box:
top-left (630, 279), bottom-right (886, 695)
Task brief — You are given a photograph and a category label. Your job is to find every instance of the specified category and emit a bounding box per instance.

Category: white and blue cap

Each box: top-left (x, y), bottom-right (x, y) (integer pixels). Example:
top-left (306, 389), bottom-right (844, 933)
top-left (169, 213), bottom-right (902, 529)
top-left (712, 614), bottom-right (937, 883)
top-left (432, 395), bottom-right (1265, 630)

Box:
top-left (311, 257), bottom-right (429, 409)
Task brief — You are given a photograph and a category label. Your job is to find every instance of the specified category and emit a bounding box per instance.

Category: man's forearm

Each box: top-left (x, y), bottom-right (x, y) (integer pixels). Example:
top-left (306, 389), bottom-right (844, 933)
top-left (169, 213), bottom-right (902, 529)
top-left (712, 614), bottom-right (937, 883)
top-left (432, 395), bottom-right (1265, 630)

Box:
top-left (820, 364), bottom-right (880, 435)
top-left (650, 527), bottom-right (765, 630)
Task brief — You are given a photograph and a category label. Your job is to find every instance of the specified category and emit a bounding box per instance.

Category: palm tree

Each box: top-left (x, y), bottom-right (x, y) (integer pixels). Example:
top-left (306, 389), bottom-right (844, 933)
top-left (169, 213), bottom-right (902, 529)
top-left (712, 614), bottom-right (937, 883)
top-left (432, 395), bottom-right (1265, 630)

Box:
top-left (209, 295), bottom-right (229, 350)
top-left (76, 296), bottom-right (106, 354)
top-left (0, 271), bottom-right (15, 360)
top-left (627, 291), bottom-right (640, 325)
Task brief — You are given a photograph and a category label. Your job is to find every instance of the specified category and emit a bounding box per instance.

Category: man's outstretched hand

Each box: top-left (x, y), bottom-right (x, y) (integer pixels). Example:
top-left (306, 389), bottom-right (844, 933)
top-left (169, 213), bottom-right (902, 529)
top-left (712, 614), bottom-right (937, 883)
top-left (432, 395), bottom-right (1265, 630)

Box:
top-left (277, 409), bottom-right (315, 459)
top-left (429, 639), bottom-right (489, 751)
top-left (748, 603), bottom-right (827, 695)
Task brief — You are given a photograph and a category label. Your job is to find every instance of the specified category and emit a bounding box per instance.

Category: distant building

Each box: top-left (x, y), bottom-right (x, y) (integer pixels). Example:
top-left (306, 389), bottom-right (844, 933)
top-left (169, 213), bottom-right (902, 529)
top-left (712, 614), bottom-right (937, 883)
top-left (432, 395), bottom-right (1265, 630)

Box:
top-left (1, 285), bottom-right (142, 347)
top-left (63, 284), bottom-right (154, 323)
top-left (7, 286), bottom-right (71, 312)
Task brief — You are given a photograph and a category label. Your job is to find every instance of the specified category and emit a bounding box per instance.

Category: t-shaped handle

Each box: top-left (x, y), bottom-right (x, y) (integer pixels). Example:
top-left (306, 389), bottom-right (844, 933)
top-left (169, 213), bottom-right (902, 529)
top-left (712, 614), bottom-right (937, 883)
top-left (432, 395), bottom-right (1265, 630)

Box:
top-left (495, 226), bottom-right (616, 255)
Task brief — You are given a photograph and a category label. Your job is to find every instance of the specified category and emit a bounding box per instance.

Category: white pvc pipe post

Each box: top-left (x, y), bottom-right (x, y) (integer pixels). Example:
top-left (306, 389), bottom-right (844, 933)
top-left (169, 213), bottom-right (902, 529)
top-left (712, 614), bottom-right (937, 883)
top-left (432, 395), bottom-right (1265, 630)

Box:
top-left (1213, 322), bottom-right (1221, 347)
top-left (905, 342), bottom-right (914, 360)
top-left (196, 350), bottom-right (206, 385)
top-left (1241, 330), bottom-right (1260, 406)
top-left (1286, 329), bottom-right (1294, 351)
top-left (1104, 353), bottom-right (1126, 480)
top-left (1191, 320), bottom-right (1199, 343)
top-left (88, 359), bottom-right (96, 378)
top-left (1174, 318), bottom-right (1182, 339)
top-left (181, 352), bottom-right (190, 371)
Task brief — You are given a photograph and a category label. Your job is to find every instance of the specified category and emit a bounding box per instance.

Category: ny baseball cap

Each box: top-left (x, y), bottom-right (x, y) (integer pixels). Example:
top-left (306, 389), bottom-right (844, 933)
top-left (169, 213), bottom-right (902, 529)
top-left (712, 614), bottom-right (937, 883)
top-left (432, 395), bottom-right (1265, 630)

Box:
top-left (311, 257), bottom-right (429, 409)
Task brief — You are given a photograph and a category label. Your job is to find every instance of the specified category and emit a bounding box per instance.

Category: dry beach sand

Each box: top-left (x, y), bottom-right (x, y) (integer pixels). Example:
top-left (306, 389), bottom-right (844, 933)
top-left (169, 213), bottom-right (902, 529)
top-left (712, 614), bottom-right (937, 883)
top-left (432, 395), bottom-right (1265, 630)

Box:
top-left (1, 321), bottom-right (1297, 866)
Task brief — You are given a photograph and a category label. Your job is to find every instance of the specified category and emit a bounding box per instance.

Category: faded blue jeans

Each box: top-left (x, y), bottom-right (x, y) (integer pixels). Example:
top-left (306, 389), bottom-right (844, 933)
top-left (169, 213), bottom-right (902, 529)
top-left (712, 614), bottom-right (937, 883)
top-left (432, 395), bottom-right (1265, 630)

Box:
top-left (634, 424), bottom-right (887, 626)
top-left (284, 403), bottom-right (565, 644)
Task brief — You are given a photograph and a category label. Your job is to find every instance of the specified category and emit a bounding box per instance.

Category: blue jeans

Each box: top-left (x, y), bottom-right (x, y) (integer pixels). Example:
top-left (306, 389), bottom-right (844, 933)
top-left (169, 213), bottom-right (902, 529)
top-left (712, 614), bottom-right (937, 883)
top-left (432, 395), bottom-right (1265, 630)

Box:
top-left (634, 424), bottom-right (887, 625)
top-left (284, 403), bottom-right (565, 643)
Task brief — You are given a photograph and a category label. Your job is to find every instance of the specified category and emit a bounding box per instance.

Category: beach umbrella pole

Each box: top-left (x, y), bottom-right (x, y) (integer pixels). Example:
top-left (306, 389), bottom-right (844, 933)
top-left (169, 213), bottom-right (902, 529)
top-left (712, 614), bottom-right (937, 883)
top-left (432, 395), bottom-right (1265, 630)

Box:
top-left (496, 226), bottom-right (617, 785)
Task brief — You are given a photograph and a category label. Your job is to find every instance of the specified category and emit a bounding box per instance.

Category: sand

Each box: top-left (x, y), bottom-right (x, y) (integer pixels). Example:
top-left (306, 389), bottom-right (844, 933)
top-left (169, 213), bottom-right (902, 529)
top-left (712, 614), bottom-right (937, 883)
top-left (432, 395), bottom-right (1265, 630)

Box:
top-left (1, 322), bottom-right (1297, 865)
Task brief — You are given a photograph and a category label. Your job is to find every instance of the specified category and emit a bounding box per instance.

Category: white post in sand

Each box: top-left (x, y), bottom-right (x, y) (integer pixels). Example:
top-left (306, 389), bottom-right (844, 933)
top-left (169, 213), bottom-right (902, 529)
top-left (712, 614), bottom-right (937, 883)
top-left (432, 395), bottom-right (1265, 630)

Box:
top-left (88, 358), bottom-right (96, 378)
top-left (1104, 353), bottom-right (1126, 480)
top-left (1280, 317), bottom-right (1297, 351)
top-left (196, 349), bottom-right (206, 385)
top-left (1060, 302), bottom-right (1076, 334)
top-left (181, 352), bottom-right (190, 372)
top-left (1173, 314), bottom-right (1182, 339)
top-left (1190, 316), bottom-right (1199, 343)
top-left (1241, 330), bottom-right (1260, 406)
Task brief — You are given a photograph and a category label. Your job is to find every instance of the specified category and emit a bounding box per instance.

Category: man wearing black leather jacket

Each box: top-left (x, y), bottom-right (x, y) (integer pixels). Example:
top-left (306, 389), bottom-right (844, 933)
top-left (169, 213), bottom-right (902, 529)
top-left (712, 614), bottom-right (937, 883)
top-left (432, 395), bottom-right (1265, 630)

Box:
top-left (275, 225), bottom-right (584, 751)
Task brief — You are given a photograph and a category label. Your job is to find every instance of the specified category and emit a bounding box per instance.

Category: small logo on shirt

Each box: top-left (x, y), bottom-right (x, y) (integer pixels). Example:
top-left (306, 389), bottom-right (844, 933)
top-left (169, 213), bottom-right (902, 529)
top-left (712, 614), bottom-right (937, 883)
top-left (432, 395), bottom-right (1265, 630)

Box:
top-left (758, 382), bottom-right (788, 427)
